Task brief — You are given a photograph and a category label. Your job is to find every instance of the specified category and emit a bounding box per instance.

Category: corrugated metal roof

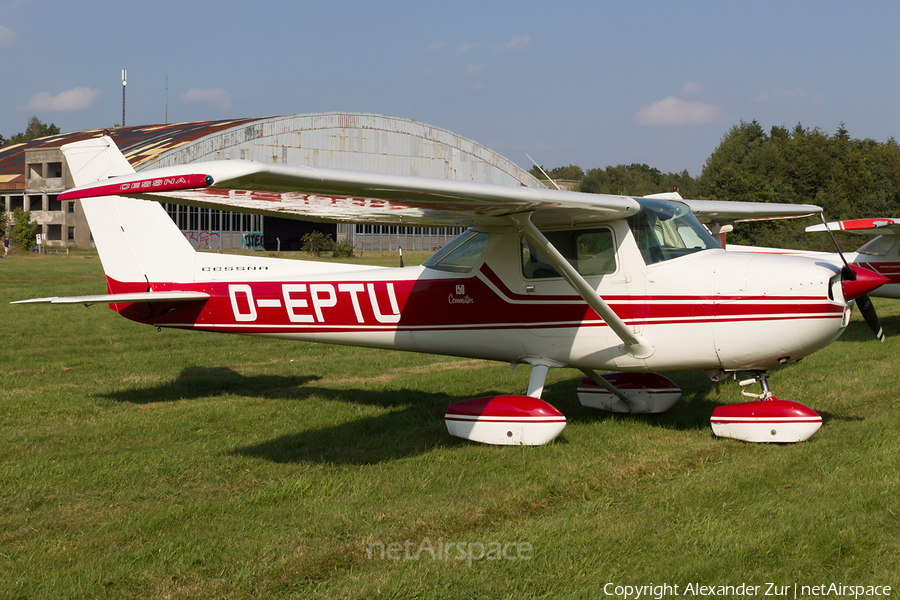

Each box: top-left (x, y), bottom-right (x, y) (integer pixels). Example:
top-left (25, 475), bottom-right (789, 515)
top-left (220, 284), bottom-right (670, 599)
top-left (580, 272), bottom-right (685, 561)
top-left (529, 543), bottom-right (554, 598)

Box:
top-left (0, 117), bottom-right (270, 191)
top-left (141, 113), bottom-right (544, 188)
top-left (0, 113), bottom-right (544, 191)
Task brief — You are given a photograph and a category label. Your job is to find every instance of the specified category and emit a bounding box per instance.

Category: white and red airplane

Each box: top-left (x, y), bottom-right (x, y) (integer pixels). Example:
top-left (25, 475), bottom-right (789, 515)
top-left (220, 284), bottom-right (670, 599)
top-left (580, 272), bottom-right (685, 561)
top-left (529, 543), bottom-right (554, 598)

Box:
top-left (13, 136), bottom-right (889, 445)
top-left (802, 218), bottom-right (900, 299)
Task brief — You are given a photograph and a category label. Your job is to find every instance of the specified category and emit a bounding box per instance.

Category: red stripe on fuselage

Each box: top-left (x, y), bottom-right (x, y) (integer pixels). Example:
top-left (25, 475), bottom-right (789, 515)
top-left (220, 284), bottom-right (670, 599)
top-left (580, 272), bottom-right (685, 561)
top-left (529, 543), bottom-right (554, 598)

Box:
top-left (104, 266), bottom-right (843, 334)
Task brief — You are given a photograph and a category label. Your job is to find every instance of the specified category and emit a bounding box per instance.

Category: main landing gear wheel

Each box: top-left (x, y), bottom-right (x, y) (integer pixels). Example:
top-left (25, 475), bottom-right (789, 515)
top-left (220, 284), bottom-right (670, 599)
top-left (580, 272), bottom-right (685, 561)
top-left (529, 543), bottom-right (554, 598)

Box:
top-left (444, 360), bottom-right (566, 446)
top-left (710, 372), bottom-right (822, 443)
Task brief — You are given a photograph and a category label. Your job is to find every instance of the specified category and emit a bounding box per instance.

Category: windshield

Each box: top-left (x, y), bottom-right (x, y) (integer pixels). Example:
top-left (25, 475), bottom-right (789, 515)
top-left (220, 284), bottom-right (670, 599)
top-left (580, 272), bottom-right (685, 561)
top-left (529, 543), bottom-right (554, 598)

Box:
top-left (627, 198), bottom-right (720, 265)
top-left (422, 230), bottom-right (489, 273)
top-left (856, 235), bottom-right (896, 257)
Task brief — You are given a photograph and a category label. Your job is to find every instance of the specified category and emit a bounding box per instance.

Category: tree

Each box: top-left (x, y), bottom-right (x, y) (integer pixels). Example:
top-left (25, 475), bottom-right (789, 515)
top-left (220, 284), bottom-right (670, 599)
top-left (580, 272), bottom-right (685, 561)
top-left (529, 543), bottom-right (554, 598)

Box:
top-left (529, 164), bottom-right (584, 184)
top-left (697, 121), bottom-right (900, 249)
top-left (1, 116), bottom-right (61, 148)
top-left (300, 230), bottom-right (334, 256)
top-left (11, 208), bottom-right (39, 251)
top-left (331, 240), bottom-right (355, 258)
top-left (0, 203), bottom-right (7, 236)
top-left (580, 163), bottom-right (671, 197)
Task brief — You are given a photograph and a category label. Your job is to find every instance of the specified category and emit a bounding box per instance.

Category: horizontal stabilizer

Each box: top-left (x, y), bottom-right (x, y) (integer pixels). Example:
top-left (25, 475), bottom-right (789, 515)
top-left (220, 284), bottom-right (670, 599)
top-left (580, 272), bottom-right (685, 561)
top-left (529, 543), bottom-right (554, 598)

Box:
top-left (12, 291), bottom-right (210, 306)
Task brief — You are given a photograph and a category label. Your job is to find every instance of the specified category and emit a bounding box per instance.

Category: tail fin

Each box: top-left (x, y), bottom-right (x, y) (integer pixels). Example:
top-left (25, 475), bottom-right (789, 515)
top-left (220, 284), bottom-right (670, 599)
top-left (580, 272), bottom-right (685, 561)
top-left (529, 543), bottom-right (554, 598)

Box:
top-left (61, 136), bottom-right (195, 288)
top-left (64, 135), bottom-right (136, 183)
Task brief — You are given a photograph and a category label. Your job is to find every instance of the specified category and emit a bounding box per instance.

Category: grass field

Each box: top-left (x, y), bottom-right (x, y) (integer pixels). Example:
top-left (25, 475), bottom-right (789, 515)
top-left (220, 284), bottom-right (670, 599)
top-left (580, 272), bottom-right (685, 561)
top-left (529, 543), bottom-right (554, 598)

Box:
top-left (1, 250), bottom-right (899, 599)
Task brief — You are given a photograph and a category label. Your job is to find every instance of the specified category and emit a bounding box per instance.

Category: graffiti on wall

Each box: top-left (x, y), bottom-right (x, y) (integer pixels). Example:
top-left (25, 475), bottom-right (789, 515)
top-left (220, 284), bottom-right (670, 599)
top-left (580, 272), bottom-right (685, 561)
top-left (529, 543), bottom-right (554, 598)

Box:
top-left (184, 231), bottom-right (222, 250)
top-left (242, 233), bottom-right (264, 249)
top-left (182, 231), bottom-right (263, 250)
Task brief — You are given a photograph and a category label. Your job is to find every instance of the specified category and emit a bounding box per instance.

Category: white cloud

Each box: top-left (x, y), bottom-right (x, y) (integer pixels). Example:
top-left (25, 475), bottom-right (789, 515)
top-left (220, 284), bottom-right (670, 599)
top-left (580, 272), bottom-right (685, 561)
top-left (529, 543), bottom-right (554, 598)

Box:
top-left (471, 82), bottom-right (487, 91)
top-left (427, 41), bottom-right (445, 52)
top-left (0, 25), bottom-right (17, 48)
top-left (465, 64), bottom-right (485, 76)
top-left (179, 88), bottom-right (233, 110)
top-left (456, 42), bottom-right (478, 55)
top-left (634, 96), bottom-right (723, 126)
top-left (501, 35), bottom-right (530, 50)
top-left (27, 87), bottom-right (101, 111)
top-left (679, 81), bottom-right (706, 96)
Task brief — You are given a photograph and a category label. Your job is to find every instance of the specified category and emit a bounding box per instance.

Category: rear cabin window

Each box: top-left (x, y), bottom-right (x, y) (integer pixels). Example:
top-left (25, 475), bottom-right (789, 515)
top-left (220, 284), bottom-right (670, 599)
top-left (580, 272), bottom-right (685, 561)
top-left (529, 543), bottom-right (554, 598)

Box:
top-left (521, 228), bottom-right (616, 279)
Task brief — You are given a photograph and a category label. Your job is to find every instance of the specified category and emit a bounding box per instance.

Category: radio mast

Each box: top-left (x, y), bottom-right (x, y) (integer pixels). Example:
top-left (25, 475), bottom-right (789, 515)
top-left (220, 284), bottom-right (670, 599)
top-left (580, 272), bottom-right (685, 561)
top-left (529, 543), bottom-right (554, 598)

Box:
top-left (121, 69), bottom-right (127, 127)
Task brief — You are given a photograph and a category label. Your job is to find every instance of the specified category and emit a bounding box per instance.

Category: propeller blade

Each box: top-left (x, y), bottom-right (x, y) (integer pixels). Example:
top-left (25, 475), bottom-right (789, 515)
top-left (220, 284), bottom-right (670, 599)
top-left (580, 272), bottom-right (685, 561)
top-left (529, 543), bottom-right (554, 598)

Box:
top-left (857, 294), bottom-right (885, 343)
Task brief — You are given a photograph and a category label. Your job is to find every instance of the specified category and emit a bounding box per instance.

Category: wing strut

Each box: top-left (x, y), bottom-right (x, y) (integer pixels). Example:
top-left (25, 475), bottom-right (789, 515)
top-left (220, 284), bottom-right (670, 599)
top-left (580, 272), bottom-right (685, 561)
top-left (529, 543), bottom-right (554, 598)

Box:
top-left (579, 368), bottom-right (634, 406)
top-left (509, 213), bottom-right (654, 359)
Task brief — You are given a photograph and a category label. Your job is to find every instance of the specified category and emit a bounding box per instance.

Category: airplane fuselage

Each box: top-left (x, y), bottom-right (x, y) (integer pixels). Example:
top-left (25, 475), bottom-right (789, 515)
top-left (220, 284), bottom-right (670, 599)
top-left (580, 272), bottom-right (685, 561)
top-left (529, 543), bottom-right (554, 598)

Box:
top-left (110, 220), bottom-right (849, 375)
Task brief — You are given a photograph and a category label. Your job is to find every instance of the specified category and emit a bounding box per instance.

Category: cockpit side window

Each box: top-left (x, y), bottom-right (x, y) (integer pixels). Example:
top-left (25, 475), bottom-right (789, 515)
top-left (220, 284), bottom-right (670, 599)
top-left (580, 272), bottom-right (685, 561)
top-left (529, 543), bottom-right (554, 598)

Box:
top-left (627, 198), bottom-right (719, 265)
top-left (521, 227), bottom-right (617, 279)
top-left (423, 230), bottom-right (490, 273)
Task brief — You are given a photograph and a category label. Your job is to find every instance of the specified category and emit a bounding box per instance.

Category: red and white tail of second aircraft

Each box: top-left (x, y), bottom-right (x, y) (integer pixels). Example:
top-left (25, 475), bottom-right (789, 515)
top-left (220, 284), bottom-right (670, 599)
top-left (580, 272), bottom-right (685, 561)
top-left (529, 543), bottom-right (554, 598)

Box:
top-left (13, 136), bottom-right (888, 445)
top-left (804, 218), bottom-right (900, 299)
top-left (730, 218), bottom-right (900, 297)
top-left (728, 217), bottom-right (900, 343)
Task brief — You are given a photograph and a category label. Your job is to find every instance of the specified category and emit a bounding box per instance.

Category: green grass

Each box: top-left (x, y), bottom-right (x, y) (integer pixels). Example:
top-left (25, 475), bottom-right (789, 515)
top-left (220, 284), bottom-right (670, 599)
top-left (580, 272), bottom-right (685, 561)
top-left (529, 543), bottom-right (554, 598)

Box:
top-left (1, 252), bottom-right (899, 599)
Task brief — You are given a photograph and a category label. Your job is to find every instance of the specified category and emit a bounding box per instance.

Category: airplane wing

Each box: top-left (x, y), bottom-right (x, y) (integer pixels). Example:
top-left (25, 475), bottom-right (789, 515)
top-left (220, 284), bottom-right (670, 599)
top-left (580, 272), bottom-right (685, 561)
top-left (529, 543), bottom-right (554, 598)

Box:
top-left (643, 192), bottom-right (821, 223)
top-left (806, 218), bottom-right (900, 234)
top-left (681, 199), bottom-right (822, 224)
top-left (58, 157), bottom-right (643, 228)
top-left (58, 136), bottom-right (822, 229)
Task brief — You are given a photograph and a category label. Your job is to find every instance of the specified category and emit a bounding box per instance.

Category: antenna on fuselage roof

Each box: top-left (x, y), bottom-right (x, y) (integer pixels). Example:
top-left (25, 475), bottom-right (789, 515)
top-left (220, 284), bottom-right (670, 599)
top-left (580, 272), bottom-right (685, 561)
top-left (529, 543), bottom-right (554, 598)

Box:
top-left (525, 153), bottom-right (562, 191)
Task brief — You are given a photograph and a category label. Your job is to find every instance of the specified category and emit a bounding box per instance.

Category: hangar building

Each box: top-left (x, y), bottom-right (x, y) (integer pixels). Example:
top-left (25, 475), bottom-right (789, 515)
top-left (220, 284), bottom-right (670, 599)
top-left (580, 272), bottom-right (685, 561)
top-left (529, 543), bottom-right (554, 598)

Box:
top-left (0, 113), bottom-right (545, 252)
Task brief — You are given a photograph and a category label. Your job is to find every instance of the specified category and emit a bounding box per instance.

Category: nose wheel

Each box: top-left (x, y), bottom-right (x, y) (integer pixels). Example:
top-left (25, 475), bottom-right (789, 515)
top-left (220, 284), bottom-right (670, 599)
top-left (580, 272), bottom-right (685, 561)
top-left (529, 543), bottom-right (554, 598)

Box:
top-left (739, 372), bottom-right (775, 401)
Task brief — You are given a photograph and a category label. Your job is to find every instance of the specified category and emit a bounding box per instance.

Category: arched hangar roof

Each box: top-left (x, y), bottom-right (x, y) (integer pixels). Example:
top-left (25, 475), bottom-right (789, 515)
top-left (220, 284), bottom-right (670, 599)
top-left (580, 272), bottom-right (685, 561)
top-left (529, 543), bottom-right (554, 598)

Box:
top-left (135, 113), bottom-right (545, 188)
top-left (1, 113), bottom-right (544, 191)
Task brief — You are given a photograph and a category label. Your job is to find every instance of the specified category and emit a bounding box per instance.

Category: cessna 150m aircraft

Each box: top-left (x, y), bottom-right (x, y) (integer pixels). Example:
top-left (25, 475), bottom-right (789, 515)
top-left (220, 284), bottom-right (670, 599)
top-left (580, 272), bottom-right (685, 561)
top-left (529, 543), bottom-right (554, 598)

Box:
top-left (14, 136), bottom-right (889, 445)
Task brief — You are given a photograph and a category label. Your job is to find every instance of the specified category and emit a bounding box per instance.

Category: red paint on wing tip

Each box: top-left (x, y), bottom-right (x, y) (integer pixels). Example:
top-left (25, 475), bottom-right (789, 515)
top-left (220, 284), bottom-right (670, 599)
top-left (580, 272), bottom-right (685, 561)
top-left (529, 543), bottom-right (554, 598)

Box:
top-left (842, 265), bottom-right (889, 301)
top-left (58, 173), bottom-right (213, 201)
top-left (836, 218), bottom-right (900, 231)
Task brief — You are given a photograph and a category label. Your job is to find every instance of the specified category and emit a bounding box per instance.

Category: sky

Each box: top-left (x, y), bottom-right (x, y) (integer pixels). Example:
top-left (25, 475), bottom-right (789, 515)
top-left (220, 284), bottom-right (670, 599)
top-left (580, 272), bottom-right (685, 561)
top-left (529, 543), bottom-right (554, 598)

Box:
top-left (1, 0), bottom-right (899, 177)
